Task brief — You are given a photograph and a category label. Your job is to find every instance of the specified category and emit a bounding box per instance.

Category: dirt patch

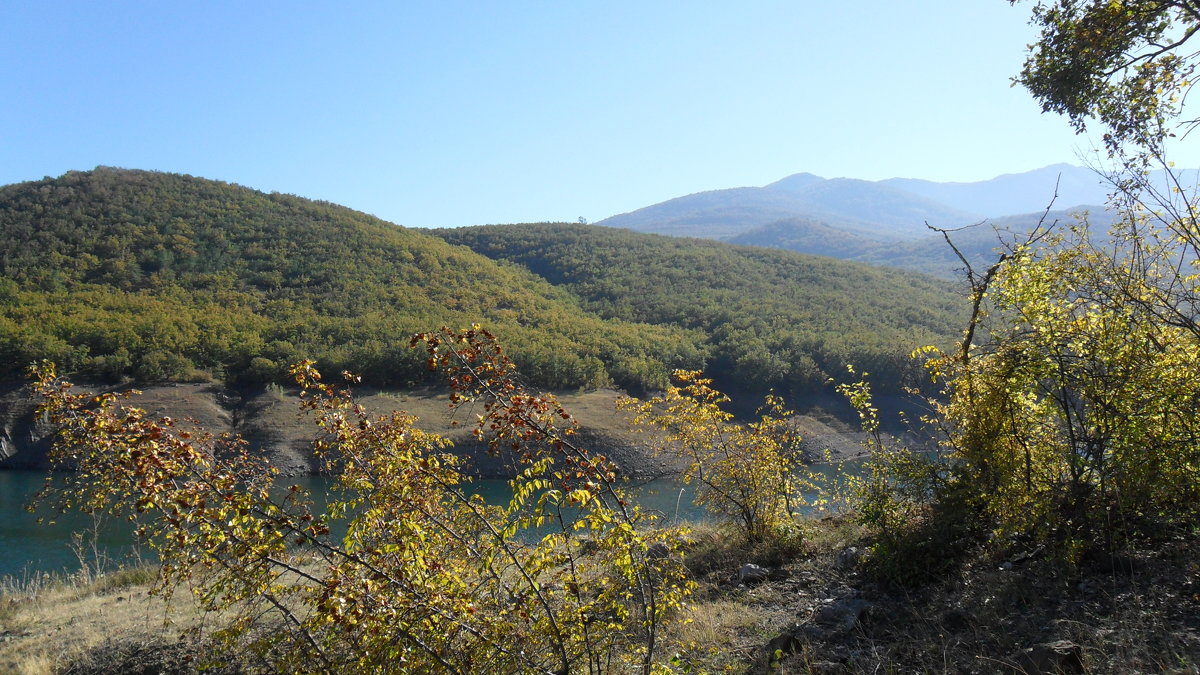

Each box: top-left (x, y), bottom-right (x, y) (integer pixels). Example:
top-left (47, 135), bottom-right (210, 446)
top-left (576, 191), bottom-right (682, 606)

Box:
top-left (792, 414), bottom-right (870, 462)
top-left (0, 378), bottom-right (897, 477)
top-left (350, 387), bottom-right (677, 478)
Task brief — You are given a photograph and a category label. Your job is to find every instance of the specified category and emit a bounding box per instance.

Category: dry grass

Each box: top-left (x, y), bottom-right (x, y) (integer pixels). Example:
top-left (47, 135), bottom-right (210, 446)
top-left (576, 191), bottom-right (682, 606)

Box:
top-left (0, 566), bottom-right (212, 675)
top-left (660, 521), bottom-right (845, 673)
top-left (672, 599), bottom-right (781, 672)
top-left (6, 514), bottom-right (1198, 674)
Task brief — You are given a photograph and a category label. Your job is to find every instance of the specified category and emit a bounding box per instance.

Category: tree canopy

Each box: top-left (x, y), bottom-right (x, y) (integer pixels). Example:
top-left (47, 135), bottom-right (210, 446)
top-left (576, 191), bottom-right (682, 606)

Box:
top-left (1017, 0), bottom-right (1200, 158)
top-left (435, 223), bottom-right (963, 395)
top-left (0, 168), bottom-right (703, 391)
top-left (865, 2), bottom-right (1200, 562)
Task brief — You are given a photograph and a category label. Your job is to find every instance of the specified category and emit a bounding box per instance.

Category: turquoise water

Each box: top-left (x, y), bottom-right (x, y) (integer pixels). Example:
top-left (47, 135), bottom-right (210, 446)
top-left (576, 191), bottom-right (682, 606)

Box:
top-left (0, 472), bottom-right (718, 579)
top-left (0, 471), bottom-right (146, 579)
top-left (0, 466), bottom-right (855, 579)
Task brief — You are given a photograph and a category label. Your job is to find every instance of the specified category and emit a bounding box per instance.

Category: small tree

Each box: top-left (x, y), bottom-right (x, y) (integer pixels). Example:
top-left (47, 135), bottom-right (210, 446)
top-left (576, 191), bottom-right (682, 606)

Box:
top-left (31, 326), bottom-right (693, 674)
top-left (836, 368), bottom-right (942, 541)
top-left (618, 370), bottom-right (816, 543)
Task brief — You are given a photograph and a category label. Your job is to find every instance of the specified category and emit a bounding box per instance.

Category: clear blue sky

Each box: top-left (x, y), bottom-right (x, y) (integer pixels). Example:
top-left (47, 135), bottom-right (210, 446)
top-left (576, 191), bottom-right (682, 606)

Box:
top-left (2, 2), bottom-right (1185, 228)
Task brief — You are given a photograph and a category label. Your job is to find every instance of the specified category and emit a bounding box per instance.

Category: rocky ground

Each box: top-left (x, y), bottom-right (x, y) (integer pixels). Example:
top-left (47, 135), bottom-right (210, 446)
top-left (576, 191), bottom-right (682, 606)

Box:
top-left (674, 518), bottom-right (1200, 674)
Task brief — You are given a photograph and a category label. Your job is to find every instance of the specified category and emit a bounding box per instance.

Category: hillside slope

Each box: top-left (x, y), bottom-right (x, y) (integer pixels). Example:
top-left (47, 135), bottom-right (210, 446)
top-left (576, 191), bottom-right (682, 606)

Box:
top-left (433, 223), bottom-right (964, 395)
top-left (0, 168), bottom-right (703, 392)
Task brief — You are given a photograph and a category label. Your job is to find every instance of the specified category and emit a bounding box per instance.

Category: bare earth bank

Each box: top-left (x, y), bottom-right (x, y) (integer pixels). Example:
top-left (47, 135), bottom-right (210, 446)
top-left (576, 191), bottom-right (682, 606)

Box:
top-left (0, 381), bottom-right (874, 478)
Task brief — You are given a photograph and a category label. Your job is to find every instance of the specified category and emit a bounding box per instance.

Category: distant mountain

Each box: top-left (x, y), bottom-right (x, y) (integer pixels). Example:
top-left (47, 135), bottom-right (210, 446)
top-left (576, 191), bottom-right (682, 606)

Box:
top-left (727, 217), bottom-right (882, 260)
top-left (595, 164), bottom-right (1121, 244)
top-left (594, 186), bottom-right (813, 240)
top-left (851, 207), bottom-right (1121, 278)
top-left (599, 164), bottom-right (1151, 277)
top-left (596, 175), bottom-right (979, 240)
top-left (881, 164), bottom-right (1112, 217)
top-left (773, 177), bottom-right (981, 237)
top-left (731, 206), bottom-right (1121, 279)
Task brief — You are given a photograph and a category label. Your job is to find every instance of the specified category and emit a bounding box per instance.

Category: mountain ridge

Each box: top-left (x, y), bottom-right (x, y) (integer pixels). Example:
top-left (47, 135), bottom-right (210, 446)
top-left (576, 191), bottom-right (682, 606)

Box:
top-left (595, 164), bottom-right (1118, 242)
top-left (595, 164), bottom-right (1138, 276)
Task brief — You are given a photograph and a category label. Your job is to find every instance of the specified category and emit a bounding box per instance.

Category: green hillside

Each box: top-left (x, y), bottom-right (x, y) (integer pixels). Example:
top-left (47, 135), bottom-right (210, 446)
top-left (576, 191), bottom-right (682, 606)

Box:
top-left (728, 217), bottom-right (890, 260)
top-left (433, 223), bottom-right (964, 394)
top-left (851, 207), bottom-right (1120, 278)
top-left (0, 168), bottom-right (703, 390)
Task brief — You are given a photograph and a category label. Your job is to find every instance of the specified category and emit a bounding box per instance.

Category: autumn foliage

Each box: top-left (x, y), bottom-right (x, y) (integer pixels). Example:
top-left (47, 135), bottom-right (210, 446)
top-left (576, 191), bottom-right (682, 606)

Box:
top-left (31, 326), bottom-right (693, 674)
top-left (619, 371), bottom-right (819, 543)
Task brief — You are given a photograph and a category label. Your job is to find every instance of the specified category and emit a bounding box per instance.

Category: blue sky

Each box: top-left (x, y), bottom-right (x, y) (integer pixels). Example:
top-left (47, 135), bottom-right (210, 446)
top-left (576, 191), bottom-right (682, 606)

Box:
top-left (2, 2), bottom-right (1183, 228)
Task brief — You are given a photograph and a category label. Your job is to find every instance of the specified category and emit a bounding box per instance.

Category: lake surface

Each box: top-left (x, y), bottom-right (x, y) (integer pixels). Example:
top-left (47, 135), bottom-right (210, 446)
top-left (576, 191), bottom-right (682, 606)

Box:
top-left (0, 465), bottom-right (854, 580)
top-left (0, 471), bottom-right (732, 579)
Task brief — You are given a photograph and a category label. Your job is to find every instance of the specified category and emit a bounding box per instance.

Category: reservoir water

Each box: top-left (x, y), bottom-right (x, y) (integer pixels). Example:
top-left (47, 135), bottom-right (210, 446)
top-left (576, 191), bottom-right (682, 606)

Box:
top-left (0, 464), bottom-right (854, 580)
top-left (0, 471), bottom-right (725, 580)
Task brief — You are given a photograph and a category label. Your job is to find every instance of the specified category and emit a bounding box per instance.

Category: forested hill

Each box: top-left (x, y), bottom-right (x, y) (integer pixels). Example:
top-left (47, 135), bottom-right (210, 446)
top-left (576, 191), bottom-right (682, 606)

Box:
top-left (433, 223), bottom-right (965, 394)
top-left (1, 168), bottom-right (964, 398)
top-left (0, 168), bottom-right (705, 391)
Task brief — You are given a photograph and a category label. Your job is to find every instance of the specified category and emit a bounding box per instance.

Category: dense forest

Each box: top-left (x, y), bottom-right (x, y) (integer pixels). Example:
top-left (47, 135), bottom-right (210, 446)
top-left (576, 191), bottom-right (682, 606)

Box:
top-left (434, 223), bottom-right (964, 393)
top-left (0, 166), bottom-right (960, 393)
top-left (0, 168), bottom-right (705, 391)
top-left (0, 168), bottom-right (963, 396)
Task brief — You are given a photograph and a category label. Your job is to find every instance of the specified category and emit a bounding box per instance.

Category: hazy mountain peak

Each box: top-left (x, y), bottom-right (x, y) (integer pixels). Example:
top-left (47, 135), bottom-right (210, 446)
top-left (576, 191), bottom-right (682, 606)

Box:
top-left (765, 172), bottom-right (825, 192)
top-left (595, 168), bottom-right (989, 240)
